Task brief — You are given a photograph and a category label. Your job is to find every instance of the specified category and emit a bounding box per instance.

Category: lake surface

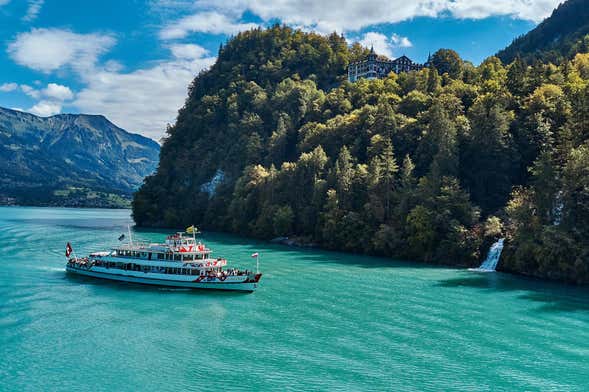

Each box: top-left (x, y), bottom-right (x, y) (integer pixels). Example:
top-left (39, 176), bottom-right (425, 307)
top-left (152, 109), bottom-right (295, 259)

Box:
top-left (1, 206), bottom-right (589, 391)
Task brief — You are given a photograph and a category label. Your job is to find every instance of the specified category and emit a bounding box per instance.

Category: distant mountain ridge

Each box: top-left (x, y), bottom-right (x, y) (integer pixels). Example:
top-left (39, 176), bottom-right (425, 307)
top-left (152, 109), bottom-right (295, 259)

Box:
top-left (498, 0), bottom-right (589, 64)
top-left (0, 107), bottom-right (160, 207)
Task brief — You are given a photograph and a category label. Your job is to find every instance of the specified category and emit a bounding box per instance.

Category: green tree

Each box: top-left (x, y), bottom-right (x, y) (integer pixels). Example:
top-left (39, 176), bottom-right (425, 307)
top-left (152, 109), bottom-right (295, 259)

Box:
top-left (461, 96), bottom-right (515, 212)
top-left (431, 49), bottom-right (463, 79)
top-left (335, 146), bottom-right (354, 209)
top-left (273, 205), bottom-right (294, 236)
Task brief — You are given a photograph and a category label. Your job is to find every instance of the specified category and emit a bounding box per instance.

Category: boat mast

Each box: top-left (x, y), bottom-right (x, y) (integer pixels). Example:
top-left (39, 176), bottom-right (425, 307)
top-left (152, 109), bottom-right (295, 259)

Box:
top-left (72, 247), bottom-right (79, 263)
top-left (127, 224), bottom-right (134, 247)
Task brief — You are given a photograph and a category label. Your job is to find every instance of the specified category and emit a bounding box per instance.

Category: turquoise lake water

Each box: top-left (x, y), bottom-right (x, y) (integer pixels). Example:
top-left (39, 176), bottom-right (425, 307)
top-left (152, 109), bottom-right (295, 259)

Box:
top-left (1, 206), bottom-right (589, 391)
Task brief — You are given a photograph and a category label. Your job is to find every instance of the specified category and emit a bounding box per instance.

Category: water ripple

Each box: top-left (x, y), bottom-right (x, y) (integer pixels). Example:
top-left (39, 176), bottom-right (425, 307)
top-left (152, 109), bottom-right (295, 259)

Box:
top-left (1, 206), bottom-right (589, 391)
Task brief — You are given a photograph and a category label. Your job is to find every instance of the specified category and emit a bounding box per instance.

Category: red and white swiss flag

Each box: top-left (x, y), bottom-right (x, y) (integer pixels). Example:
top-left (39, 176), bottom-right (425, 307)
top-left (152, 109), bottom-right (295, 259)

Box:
top-left (65, 242), bottom-right (73, 257)
top-left (251, 252), bottom-right (259, 258)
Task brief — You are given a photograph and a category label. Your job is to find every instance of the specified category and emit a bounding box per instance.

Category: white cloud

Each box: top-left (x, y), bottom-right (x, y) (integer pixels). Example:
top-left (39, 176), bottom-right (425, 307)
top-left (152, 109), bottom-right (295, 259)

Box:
top-left (19, 83), bottom-right (73, 118)
top-left (391, 33), bottom-right (412, 48)
top-left (357, 32), bottom-right (413, 58)
top-left (359, 32), bottom-right (394, 58)
top-left (160, 11), bottom-right (259, 39)
top-left (29, 100), bottom-right (61, 117)
top-left (170, 43), bottom-right (209, 59)
top-left (20, 84), bottom-right (40, 99)
top-left (446, 0), bottom-right (560, 22)
top-left (74, 53), bottom-right (216, 140)
top-left (43, 83), bottom-right (74, 101)
top-left (0, 82), bottom-right (18, 92)
top-left (104, 60), bottom-right (124, 72)
top-left (23, 0), bottom-right (44, 22)
top-left (7, 27), bottom-right (216, 139)
top-left (7, 28), bottom-right (116, 73)
top-left (20, 83), bottom-right (73, 101)
top-left (194, 0), bottom-right (561, 33)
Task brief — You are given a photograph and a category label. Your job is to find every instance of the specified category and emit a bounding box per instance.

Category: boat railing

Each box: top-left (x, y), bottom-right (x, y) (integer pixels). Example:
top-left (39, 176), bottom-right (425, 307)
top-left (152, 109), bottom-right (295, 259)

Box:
top-left (115, 241), bottom-right (152, 250)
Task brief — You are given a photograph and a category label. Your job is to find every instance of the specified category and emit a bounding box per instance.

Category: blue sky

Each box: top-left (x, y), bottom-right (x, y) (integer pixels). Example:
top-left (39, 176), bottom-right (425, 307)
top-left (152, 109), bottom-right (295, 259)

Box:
top-left (0, 0), bottom-right (560, 140)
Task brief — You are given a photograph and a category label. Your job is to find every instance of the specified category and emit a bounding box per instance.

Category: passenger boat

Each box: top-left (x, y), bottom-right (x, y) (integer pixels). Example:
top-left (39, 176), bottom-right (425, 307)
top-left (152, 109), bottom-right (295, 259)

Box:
top-left (65, 227), bottom-right (262, 292)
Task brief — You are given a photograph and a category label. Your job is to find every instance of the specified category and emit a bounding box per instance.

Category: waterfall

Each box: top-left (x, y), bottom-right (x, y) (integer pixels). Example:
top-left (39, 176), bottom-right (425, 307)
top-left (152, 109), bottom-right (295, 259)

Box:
top-left (469, 238), bottom-right (505, 272)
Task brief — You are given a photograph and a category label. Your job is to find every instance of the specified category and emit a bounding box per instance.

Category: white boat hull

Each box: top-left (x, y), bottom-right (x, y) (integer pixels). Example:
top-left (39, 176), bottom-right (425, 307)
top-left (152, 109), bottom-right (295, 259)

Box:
top-left (66, 266), bottom-right (259, 292)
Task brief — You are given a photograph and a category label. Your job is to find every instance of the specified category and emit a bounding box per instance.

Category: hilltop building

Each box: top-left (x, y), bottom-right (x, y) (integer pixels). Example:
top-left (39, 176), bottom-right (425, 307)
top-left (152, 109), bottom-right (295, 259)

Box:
top-left (348, 47), bottom-right (428, 82)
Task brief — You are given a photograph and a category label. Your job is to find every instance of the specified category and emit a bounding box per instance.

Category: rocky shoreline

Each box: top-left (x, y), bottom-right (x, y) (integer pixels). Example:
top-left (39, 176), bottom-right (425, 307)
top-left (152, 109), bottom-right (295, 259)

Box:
top-left (270, 236), bottom-right (319, 248)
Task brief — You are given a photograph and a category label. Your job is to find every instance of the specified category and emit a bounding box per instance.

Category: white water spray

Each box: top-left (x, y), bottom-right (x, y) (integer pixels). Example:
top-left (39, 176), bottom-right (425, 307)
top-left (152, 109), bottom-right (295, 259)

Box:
top-left (469, 238), bottom-right (505, 272)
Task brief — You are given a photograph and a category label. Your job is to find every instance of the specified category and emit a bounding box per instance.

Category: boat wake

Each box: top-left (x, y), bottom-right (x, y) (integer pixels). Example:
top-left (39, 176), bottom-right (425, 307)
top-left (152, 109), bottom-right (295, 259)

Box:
top-left (36, 266), bottom-right (66, 272)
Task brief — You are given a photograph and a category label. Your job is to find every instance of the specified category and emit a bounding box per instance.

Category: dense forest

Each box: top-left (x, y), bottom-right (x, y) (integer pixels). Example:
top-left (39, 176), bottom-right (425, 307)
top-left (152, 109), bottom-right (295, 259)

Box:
top-left (498, 0), bottom-right (589, 64)
top-left (133, 24), bottom-right (589, 284)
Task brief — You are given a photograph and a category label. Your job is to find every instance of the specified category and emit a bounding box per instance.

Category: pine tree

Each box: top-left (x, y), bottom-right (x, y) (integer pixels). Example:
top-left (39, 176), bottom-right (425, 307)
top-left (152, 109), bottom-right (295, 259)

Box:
top-left (506, 56), bottom-right (527, 97)
top-left (426, 66), bottom-right (441, 94)
top-left (369, 139), bottom-right (398, 221)
top-left (335, 146), bottom-right (354, 209)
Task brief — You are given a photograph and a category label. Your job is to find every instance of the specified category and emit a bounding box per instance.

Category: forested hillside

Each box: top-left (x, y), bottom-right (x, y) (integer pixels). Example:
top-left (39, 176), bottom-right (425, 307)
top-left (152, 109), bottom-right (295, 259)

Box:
top-left (498, 0), bottom-right (589, 64)
top-left (133, 25), bottom-right (589, 284)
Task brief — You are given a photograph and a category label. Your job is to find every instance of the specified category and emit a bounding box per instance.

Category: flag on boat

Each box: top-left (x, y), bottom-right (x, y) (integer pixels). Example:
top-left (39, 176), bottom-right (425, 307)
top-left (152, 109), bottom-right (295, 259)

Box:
top-left (65, 242), bottom-right (73, 257)
top-left (118, 234), bottom-right (125, 241)
top-left (186, 225), bottom-right (197, 234)
top-left (251, 252), bottom-right (259, 258)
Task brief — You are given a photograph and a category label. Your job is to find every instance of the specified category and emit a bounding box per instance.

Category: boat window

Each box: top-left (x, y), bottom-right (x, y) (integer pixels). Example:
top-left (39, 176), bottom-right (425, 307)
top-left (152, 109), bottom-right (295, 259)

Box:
top-left (174, 254), bottom-right (181, 261)
top-left (157, 253), bottom-right (164, 260)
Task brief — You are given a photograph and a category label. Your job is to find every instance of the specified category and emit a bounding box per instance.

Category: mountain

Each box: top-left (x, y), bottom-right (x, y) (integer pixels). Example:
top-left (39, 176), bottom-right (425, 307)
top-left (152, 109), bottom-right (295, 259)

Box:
top-left (0, 107), bottom-right (160, 207)
top-left (133, 25), bottom-right (589, 284)
top-left (497, 0), bottom-right (589, 64)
